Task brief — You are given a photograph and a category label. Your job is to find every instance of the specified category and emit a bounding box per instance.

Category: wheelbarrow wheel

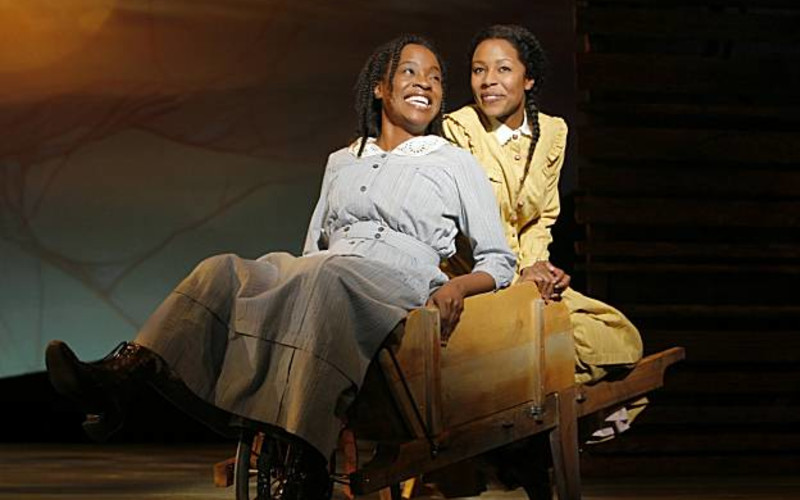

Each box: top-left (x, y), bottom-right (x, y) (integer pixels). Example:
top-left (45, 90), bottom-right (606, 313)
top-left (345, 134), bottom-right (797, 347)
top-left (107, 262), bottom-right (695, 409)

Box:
top-left (235, 428), bottom-right (332, 500)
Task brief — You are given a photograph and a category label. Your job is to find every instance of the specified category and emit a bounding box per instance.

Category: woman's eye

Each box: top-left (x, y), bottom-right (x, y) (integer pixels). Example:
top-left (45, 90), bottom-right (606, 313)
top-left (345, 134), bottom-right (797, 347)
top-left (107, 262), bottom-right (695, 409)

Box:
top-left (472, 67), bottom-right (484, 74)
top-left (499, 66), bottom-right (511, 72)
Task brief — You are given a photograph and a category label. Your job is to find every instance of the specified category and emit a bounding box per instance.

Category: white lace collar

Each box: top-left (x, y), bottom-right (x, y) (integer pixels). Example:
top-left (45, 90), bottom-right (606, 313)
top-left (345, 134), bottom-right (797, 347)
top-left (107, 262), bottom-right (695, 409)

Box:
top-left (493, 112), bottom-right (532, 146)
top-left (348, 135), bottom-right (448, 157)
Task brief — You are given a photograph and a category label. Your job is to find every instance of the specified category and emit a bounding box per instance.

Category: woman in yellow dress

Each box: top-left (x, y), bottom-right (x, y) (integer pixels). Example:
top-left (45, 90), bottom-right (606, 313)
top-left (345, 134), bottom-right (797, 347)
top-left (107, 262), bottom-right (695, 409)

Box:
top-left (443, 25), bottom-right (643, 386)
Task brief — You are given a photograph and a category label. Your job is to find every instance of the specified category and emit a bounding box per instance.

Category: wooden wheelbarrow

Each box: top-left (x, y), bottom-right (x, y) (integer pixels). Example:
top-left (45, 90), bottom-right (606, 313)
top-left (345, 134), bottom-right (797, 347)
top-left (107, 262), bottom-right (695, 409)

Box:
top-left (215, 282), bottom-right (685, 499)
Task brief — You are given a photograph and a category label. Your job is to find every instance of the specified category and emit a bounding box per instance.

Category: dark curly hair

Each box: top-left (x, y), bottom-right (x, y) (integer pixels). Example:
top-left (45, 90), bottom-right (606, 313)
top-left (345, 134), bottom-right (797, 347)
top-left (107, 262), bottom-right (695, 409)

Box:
top-left (353, 34), bottom-right (446, 157)
top-left (469, 25), bottom-right (548, 173)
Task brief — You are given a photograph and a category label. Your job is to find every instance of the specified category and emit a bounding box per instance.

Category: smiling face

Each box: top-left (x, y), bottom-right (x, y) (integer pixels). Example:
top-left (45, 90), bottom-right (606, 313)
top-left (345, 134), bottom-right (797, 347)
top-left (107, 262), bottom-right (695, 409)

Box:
top-left (374, 43), bottom-right (443, 140)
top-left (471, 38), bottom-right (534, 129)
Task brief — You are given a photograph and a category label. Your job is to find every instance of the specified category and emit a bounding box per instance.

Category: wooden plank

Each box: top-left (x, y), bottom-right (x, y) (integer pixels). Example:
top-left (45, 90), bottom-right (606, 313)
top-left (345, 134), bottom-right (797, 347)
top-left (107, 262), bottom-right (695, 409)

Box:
top-left (577, 53), bottom-right (800, 94)
top-left (575, 197), bottom-right (800, 227)
top-left (577, 348), bottom-right (685, 417)
top-left (212, 457), bottom-right (235, 488)
top-left (578, 126), bottom-right (800, 163)
top-left (642, 330), bottom-right (800, 364)
top-left (550, 387), bottom-right (582, 500)
top-left (576, 241), bottom-right (800, 260)
top-left (577, 166), bottom-right (800, 197)
top-left (578, 8), bottom-right (800, 42)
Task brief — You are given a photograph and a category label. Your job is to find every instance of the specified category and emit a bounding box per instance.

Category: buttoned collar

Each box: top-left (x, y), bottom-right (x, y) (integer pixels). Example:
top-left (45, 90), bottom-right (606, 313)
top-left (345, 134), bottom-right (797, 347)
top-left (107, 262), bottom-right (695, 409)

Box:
top-left (349, 135), bottom-right (448, 158)
top-left (492, 113), bottom-right (532, 146)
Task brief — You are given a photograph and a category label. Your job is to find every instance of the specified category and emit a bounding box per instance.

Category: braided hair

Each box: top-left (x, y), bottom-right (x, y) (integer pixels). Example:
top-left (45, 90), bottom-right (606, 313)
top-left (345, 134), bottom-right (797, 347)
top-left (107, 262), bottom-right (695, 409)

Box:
top-left (353, 34), bottom-right (446, 157)
top-left (469, 25), bottom-right (548, 171)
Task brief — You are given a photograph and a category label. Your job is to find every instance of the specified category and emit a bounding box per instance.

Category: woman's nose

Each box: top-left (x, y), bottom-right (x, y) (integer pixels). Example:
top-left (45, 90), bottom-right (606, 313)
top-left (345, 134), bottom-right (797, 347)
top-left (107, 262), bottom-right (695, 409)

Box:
top-left (413, 77), bottom-right (431, 90)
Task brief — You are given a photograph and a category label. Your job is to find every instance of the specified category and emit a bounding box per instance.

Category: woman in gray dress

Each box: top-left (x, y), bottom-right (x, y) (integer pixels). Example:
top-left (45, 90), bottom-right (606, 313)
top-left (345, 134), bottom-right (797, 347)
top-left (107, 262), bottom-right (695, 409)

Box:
top-left (45, 34), bottom-right (515, 496)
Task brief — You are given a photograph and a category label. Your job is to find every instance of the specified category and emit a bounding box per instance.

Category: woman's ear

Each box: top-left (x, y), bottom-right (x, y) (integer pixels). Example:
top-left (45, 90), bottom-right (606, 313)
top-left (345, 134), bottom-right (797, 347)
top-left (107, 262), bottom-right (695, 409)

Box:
top-left (374, 82), bottom-right (385, 100)
top-left (524, 77), bottom-right (535, 92)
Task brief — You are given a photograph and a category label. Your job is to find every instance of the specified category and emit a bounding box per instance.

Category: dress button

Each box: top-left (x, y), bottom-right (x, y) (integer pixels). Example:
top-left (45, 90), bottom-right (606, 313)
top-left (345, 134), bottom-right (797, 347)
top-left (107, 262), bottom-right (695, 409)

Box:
top-left (372, 164), bottom-right (379, 169)
top-left (378, 226), bottom-right (385, 232)
top-left (512, 133), bottom-right (519, 140)
top-left (349, 240), bottom-right (355, 245)
top-left (360, 186), bottom-right (367, 192)
top-left (343, 226), bottom-right (350, 232)
top-left (517, 201), bottom-right (524, 209)
top-left (514, 154), bottom-right (521, 161)
top-left (375, 233), bottom-right (381, 239)
top-left (381, 153), bottom-right (387, 158)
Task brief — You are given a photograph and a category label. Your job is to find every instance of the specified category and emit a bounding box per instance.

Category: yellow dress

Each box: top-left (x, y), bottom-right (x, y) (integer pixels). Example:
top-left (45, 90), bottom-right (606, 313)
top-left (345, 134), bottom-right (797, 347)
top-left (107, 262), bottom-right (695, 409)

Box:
top-left (443, 105), bottom-right (643, 383)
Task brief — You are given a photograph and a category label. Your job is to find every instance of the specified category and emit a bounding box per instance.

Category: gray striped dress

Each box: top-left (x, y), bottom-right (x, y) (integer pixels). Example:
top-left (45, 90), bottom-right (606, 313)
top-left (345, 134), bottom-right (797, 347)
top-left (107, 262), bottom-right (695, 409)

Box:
top-left (135, 136), bottom-right (515, 455)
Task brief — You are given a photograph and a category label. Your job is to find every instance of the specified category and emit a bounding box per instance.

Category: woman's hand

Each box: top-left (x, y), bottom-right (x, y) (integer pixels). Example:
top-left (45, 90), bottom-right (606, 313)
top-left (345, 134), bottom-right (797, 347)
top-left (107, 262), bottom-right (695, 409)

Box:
top-left (520, 261), bottom-right (571, 303)
top-left (427, 281), bottom-right (466, 344)
top-left (425, 271), bottom-right (495, 345)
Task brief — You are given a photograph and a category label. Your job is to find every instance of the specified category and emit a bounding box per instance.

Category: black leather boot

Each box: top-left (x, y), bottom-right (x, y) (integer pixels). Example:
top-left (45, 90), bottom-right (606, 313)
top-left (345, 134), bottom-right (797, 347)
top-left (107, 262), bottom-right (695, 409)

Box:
top-left (45, 340), bottom-right (165, 441)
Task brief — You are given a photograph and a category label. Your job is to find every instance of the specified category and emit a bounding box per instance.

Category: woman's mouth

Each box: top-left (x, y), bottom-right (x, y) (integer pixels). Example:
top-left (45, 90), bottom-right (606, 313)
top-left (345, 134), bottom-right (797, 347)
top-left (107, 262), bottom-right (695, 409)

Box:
top-left (481, 94), bottom-right (504, 103)
top-left (405, 95), bottom-right (431, 109)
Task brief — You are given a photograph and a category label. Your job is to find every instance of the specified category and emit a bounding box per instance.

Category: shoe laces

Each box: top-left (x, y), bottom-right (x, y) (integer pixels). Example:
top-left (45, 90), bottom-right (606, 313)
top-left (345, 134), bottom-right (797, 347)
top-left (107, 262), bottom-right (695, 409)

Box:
top-left (102, 341), bottom-right (139, 361)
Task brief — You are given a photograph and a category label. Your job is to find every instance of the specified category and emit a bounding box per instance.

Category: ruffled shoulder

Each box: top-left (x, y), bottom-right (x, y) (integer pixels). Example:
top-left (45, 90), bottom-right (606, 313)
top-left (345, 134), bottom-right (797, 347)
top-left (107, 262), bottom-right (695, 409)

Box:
top-left (443, 105), bottom-right (487, 154)
top-left (537, 112), bottom-right (568, 165)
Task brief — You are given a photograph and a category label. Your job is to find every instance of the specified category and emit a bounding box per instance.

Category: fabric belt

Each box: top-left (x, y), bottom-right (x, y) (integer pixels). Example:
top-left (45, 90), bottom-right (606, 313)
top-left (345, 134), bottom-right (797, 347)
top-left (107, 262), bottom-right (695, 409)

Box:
top-left (329, 221), bottom-right (440, 268)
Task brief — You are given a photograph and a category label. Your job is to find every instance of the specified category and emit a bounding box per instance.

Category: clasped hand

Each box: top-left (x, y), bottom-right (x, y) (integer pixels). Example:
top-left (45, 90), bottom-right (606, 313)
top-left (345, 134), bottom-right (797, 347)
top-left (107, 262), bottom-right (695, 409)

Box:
top-left (519, 261), bottom-right (571, 303)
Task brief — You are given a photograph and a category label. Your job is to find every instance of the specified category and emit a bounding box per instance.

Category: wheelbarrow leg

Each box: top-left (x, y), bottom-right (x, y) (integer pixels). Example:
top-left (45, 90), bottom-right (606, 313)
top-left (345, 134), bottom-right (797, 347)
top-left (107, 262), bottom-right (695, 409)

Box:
top-left (549, 387), bottom-right (581, 499)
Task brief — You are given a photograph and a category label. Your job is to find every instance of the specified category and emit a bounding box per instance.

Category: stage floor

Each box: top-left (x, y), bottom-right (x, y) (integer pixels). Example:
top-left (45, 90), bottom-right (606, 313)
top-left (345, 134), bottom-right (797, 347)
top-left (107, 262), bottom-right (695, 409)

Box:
top-left (0, 444), bottom-right (797, 500)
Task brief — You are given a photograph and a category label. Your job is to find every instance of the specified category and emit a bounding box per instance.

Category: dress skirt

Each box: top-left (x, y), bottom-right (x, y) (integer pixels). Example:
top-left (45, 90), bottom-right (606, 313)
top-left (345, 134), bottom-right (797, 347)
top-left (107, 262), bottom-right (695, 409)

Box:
top-left (134, 252), bottom-right (426, 455)
top-left (561, 288), bottom-right (643, 384)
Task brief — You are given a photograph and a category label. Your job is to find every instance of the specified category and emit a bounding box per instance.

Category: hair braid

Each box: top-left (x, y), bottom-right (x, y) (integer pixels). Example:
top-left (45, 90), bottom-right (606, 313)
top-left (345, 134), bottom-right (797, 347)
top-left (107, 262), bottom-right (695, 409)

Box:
top-left (353, 34), bottom-right (446, 157)
top-left (524, 93), bottom-right (541, 174)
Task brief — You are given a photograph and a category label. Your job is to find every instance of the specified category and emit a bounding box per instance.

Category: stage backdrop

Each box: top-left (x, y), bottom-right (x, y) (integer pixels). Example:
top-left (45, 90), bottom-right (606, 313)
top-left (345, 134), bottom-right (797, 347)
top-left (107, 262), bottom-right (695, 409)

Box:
top-left (0, 0), bottom-right (574, 378)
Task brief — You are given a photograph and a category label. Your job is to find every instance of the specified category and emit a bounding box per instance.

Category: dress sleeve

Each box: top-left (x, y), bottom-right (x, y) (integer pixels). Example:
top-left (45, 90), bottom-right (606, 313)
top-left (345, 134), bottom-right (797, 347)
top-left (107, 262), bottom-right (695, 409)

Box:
top-left (452, 150), bottom-right (517, 289)
top-left (518, 118), bottom-right (567, 268)
top-left (302, 154), bottom-right (336, 255)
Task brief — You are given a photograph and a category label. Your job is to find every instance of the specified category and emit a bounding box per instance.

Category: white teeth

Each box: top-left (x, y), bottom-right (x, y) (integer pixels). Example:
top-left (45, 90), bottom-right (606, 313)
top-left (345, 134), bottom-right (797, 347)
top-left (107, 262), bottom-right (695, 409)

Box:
top-left (405, 95), bottom-right (430, 108)
top-left (482, 95), bottom-right (503, 102)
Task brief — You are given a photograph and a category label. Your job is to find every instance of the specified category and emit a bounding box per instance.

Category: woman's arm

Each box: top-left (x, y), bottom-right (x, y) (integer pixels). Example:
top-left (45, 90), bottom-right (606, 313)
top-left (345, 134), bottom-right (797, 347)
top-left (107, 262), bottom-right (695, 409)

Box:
top-left (517, 117), bottom-right (567, 268)
top-left (517, 141), bottom-right (566, 301)
top-left (431, 148), bottom-right (516, 339)
top-left (302, 154), bottom-right (337, 255)
top-left (517, 117), bottom-right (570, 301)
